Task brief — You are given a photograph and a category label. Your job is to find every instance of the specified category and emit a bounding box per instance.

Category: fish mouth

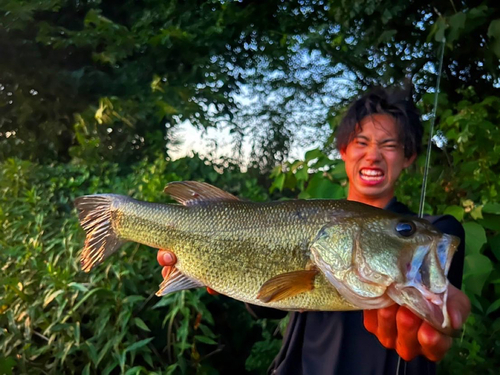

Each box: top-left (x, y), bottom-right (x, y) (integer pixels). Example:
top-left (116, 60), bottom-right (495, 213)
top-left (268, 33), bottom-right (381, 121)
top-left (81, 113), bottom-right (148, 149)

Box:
top-left (386, 283), bottom-right (454, 335)
top-left (387, 234), bottom-right (460, 336)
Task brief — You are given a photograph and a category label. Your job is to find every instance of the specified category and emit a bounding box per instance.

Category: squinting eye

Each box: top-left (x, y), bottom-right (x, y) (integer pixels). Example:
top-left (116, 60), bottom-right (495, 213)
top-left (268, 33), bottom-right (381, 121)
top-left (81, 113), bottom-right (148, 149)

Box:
top-left (396, 221), bottom-right (416, 237)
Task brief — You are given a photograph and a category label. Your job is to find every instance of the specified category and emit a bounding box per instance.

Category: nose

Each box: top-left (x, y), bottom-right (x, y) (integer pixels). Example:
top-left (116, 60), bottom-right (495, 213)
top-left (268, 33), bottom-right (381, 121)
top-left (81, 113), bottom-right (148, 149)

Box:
top-left (364, 143), bottom-right (382, 162)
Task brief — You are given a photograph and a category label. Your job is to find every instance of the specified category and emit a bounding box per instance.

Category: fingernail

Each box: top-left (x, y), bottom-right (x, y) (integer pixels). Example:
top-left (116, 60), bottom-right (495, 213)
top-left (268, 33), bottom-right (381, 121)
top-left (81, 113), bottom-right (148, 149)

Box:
top-left (163, 253), bottom-right (174, 264)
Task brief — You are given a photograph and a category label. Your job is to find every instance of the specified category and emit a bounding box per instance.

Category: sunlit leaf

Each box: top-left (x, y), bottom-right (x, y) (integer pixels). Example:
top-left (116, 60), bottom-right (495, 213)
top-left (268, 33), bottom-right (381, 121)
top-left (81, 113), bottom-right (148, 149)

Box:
top-left (444, 205), bottom-right (465, 222)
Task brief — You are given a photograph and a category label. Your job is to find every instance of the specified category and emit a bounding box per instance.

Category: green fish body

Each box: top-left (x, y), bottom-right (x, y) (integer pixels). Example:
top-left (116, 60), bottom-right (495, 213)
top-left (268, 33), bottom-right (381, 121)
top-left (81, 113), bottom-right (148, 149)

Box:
top-left (75, 181), bottom-right (459, 335)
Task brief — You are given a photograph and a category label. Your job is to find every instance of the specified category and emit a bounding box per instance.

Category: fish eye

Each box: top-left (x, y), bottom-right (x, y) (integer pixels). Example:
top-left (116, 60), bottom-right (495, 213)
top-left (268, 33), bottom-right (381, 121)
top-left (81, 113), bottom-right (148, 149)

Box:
top-left (396, 221), bottom-right (416, 237)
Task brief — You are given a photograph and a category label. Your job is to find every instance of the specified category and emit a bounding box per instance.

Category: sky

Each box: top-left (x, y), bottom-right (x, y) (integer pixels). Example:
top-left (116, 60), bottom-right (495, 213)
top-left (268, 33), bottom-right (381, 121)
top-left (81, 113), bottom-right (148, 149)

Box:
top-left (167, 120), bottom-right (322, 165)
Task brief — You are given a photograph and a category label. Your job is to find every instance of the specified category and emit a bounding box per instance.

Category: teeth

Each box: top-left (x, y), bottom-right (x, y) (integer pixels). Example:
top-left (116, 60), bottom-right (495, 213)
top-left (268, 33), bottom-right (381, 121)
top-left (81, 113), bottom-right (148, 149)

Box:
top-left (360, 169), bottom-right (383, 176)
top-left (361, 176), bottom-right (383, 181)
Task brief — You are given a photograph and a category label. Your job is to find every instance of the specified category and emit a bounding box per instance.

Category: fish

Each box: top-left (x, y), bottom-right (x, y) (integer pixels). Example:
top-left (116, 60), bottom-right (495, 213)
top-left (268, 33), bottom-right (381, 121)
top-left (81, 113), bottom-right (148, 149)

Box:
top-left (74, 181), bottom-right (460, 336)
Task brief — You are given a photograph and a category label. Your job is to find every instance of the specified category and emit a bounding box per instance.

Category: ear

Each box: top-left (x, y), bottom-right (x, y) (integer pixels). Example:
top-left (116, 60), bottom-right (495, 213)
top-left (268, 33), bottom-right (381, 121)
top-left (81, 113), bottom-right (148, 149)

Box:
top-left (340, 148), bottom-right (346, 161)
top-left (403, 153), bottom-right (417, 168)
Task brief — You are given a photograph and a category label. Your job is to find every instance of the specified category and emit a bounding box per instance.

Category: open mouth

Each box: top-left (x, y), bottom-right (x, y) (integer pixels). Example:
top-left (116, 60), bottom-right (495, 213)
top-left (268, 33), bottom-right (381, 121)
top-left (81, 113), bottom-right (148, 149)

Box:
top-left (387, 234), bottom-right (460, 336)
top-left (386, 284), bottom-right (457, 335)
top-left (359, 168), bottom-right (385, 184)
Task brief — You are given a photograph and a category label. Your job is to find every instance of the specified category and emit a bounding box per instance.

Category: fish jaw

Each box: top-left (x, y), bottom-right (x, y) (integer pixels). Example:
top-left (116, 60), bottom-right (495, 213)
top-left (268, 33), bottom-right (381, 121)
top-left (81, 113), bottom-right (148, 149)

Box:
top-left (387, 233), bottom-right (460, 335)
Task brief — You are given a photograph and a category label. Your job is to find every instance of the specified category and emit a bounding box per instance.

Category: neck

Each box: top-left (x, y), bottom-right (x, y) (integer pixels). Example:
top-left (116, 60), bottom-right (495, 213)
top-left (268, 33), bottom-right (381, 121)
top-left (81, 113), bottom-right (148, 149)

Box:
top-left (346, 191), bottom-right (394, 209)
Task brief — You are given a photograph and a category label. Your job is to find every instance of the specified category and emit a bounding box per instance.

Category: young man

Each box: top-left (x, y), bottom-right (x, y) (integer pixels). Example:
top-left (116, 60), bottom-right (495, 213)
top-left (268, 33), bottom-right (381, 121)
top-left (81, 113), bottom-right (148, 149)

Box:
top-left (157, 87), bottom-right (470, 374)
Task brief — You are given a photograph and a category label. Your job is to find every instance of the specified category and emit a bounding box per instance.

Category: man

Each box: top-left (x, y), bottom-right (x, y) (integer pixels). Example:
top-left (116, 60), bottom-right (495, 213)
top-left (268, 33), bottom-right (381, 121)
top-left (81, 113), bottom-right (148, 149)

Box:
top-left (157, 87), bottom-right (470, 374)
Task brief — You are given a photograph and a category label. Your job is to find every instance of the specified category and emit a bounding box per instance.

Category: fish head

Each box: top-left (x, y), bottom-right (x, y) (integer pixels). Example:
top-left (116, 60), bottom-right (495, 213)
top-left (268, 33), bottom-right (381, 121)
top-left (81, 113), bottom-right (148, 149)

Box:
top-left (310, 212), bottom-right (460, 335)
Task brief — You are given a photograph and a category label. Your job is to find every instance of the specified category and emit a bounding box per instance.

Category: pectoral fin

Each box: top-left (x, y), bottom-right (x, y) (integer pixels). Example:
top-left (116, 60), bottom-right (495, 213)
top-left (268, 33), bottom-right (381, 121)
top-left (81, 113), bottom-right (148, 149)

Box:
top-left (155, 267), bottom-right (204, 297)
top-left (256, 269), bottom-right (318, 303)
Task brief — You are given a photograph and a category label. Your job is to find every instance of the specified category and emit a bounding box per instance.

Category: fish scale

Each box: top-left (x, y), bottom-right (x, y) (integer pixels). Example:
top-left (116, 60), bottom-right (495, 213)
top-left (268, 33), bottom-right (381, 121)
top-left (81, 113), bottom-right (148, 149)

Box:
top-left (116, 199), bottom-right (356, 310)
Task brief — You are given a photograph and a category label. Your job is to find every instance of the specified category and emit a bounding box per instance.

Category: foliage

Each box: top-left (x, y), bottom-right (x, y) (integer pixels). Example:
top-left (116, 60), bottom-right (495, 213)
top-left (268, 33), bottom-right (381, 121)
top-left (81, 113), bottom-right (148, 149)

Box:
top-left (0, 156), bottom-right (279, 374)
top-left (2, 0), bottom-right (500, 374)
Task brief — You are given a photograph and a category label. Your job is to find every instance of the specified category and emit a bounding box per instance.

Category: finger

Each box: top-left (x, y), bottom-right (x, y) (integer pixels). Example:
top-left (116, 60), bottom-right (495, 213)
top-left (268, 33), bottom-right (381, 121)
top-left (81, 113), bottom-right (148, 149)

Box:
top-left (207, 287), bottom-right (219, 295)
top-left (446, 285), bottom-right (471, 329)
top-left (418, 322), bottom-right (452, 362)
top-left (363, 309), bottom-right (379, 334)
top-left (157, 250), bottom-right (166, 266)
top-left (376, 305), bottom-right (399, 349)
top-left (157, 250), bottom-right (176, 267)
top-left (161, 266), bottom-right (171, 278)
top-left (395, 307), bottom-right (422, 361)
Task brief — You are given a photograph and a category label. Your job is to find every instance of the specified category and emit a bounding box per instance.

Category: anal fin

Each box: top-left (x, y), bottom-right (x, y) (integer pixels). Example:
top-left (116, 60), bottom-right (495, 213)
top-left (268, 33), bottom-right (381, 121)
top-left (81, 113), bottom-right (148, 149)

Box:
top-left (257, 269), bottom-right (318, 303)
top-left (155, 267), bottom-right (204, 297)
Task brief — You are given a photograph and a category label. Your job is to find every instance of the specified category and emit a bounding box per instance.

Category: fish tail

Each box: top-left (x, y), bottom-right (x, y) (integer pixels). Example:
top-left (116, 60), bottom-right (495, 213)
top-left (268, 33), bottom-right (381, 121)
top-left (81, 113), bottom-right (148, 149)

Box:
top-left (74, 194), bottom-right (127, 272)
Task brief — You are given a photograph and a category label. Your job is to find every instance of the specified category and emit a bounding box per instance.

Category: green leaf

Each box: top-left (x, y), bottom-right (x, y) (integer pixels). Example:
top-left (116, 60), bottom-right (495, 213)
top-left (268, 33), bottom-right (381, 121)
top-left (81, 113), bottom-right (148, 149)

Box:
top-left (435, 17), bottom-right (447, 42)
top-left (304, 149), bottom-right (323, 162)
top-left (330, 162), bottom-right (347, 181)
top-left (0, 357), bottom-right (16, 375)
top-left (487, 19), bottom-right (500, 39)
top-left (477, 214), bottom-right (500, 231)
top-left (122, 295), bottom-right (145, 304)
top-left (270, 174), bottom-right (285, 193)
top-left (82, 363), bottom-right (91, 375)
top-left (483, 202), bottom-right (500, 214)
top-left (295, 167), bottom-right (309, 181)
top-left (134, 317), bottom-right (151, 332)
top-left (125, 366), bottom-right (146, 375)
top-left (43, 290), bottom-right (64, 308)
top-left (377, 30), bottom-right (397, 44)
top-left (448, 12), bottom-right (466, 43)
top-left (489, 234), bottom-right (500, 261)
top-left (125, 337), bottom-right (154, 353)
top-left (463, 222), bottom-right (487, 254)
top-left (68, 282), bottom-right (89, 293)
top-left (486, 298), bottom-right (500, 315)
top-left (443, 205), bottom-right (464, 221)
top-left (195, 335), bottom-right (217, 345)
top-left (305, 174), bottom-right (343, 199)
top-left (464, 254), bottom-right (493, 295)
top-left (470, 206), bottom-right (483, 220)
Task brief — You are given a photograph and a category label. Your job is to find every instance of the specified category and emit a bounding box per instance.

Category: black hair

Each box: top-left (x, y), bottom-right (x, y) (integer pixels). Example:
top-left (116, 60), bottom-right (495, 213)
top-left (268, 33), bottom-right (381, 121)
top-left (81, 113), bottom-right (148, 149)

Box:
top-left (336, 87), bottom-right (423, 158)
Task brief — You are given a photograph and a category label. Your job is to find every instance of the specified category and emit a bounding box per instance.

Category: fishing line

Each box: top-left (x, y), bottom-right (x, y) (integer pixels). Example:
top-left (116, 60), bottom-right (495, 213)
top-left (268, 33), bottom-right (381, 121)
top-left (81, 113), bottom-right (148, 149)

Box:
top-left (418, 37), bottom-right (446, 219)
top-left (396, 37), bottom-right (446, 375)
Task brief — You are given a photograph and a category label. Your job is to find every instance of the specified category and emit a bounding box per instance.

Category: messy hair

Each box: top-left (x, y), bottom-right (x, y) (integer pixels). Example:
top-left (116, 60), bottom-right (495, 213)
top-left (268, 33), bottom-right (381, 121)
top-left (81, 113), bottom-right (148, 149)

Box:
top-left (336, 87), bottom-right (423, 158)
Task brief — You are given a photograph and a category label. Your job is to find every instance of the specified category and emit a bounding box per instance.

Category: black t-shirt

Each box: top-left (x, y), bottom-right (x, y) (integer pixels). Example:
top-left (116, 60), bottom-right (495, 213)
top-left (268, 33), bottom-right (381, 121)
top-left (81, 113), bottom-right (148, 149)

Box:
top-left (247, 198), bottom-right (466, 375)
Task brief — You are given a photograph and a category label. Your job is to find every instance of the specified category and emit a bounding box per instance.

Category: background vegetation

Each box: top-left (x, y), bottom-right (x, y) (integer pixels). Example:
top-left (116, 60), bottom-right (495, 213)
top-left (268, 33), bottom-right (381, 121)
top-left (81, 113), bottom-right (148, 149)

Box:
top-left (1, 0), bottom-right (500, 374)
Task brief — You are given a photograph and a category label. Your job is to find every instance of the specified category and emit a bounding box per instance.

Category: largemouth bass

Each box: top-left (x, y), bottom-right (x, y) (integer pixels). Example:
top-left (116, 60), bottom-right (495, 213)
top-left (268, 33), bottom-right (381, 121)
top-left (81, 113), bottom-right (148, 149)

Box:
top-left (74, 181), bottom-right (459, 335)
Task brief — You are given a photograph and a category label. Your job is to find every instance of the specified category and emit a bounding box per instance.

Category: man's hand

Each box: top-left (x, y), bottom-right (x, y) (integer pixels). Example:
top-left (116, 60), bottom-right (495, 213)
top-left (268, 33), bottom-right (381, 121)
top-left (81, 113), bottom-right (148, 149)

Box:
top-left (156, 249), bottom-right (219, 295)
top-left (363, 284), bottom-right (470, 362)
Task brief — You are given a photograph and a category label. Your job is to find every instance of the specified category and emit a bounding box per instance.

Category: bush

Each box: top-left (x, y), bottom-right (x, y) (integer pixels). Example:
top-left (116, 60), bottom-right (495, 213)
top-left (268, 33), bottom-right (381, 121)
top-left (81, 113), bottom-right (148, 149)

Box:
top-left (0, 156), bottom-right (279, 375)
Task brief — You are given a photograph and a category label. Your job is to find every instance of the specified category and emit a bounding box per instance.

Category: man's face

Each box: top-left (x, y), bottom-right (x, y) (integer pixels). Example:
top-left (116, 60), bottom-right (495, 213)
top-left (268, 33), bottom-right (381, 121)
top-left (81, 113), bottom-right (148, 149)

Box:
top-left (340, 113), bottom-right (416, 207)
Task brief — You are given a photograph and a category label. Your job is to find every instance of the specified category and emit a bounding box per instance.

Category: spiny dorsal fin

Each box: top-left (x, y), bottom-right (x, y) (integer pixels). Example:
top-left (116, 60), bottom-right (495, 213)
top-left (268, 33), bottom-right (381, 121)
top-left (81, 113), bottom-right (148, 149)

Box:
top-left (256, 269), bottom-right (318, 303)
top-left (164, 181), bottom-right (239, 206)
top-left (155, 267), bottom-right (204, 296)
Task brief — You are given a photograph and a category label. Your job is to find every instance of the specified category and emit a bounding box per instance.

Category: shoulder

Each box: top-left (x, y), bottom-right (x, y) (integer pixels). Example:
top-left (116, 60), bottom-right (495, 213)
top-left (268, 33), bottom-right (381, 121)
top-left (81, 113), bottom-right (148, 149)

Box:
top-left (426, 214), bottom-right (465, 240)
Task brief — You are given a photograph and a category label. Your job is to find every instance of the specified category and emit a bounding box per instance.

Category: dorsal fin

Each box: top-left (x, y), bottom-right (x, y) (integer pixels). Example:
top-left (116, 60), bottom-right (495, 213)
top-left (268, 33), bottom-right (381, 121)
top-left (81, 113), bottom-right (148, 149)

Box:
top-left (164, 181), bottom-right (239, 206)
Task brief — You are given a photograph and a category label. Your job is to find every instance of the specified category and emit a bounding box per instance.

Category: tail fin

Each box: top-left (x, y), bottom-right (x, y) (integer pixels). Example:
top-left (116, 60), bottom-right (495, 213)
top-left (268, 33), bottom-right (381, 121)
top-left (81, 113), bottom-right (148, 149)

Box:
top-left (74, 194), bottom-right (126, 272)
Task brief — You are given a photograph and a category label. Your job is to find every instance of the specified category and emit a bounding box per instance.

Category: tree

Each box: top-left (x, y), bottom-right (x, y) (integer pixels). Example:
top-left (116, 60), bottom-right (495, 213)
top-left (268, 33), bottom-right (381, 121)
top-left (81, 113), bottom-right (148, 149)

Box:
top-left (3, 1), bottom-right (499, 166)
